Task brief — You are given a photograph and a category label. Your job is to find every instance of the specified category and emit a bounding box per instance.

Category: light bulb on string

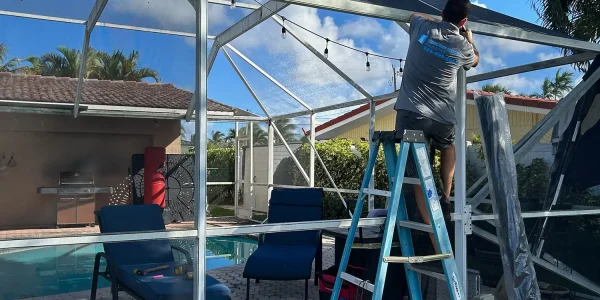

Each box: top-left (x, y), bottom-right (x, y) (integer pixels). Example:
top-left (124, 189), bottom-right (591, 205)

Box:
top-left (397, 59), bottom-right (403, 76)
top-left (254, 1), bottom-right (405, 63)
top-left (281, 17), bottom-right (287, 39)
top-left (230, 0), bottom-right (236, 9)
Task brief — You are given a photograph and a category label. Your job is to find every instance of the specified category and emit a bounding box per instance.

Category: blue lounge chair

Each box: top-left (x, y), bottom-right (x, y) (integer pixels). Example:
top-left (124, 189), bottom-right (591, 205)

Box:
top-left (90, 204), bottom-right (231, 300)
top-left (242, 188), bottom-right (323, 300)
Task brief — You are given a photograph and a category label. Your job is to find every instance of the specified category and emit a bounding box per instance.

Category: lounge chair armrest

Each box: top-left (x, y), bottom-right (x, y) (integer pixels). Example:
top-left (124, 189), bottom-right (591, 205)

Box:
top-left (171, 245), bottom-right (193, 264)
top-left (94, 252), bottom-right (113, 272)
top-left (93, 252), bottom-right (118, 283)
top-left (314, 230), bottom-right (322, 246)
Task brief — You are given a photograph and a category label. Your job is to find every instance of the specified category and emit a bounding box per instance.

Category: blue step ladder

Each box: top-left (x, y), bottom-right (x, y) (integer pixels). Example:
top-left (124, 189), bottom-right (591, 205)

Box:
top-left (330, 130), bottom-right (465, 300)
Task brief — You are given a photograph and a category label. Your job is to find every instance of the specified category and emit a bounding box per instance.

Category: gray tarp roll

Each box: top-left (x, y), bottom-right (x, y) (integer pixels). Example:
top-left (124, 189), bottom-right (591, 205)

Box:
top-left (474, 92), bottom-right (541, 299)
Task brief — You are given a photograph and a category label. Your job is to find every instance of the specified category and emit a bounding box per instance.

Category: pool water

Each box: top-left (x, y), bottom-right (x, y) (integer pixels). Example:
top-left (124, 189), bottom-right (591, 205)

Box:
top-left (0, 237), bottom-right (257, 300)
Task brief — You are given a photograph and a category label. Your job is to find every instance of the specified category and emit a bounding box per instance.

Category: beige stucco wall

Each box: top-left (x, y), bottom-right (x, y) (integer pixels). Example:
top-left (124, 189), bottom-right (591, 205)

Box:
top-left (0, 112), bottom-right (181, 229)
top-left (334, 105), bottom-right (553, 143)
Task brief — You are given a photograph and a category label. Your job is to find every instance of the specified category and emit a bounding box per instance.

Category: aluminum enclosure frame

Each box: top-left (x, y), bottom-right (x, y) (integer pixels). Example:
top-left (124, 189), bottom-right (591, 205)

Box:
top-left (2, 0), bottom-right (600, 299)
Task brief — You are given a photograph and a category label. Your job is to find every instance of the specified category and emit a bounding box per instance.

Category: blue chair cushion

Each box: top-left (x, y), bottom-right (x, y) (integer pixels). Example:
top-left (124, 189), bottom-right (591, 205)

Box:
top-left (98, 205), bottom-right (174, 265)
top-left (243, 244), bottom-right (317, 280)
top-left (264, 188), bottom-right (323, 246)
top-left (116, 262), bottom-right (231, 300)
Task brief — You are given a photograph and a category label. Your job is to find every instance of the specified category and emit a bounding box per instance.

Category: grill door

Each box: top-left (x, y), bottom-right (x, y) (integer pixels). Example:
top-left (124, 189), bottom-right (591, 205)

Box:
top-left (57, 197), bottom-right (77, 225)
top-left (76, 196), bottom-right (95, 224)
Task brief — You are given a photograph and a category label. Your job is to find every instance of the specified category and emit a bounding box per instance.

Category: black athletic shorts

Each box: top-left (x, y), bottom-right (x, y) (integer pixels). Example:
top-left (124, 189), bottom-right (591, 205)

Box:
top-left (394, 109), bottom-right (455, 177)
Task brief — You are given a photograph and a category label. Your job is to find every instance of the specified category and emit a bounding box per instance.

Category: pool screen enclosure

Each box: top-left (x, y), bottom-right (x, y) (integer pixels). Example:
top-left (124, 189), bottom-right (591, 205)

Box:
top-left (1, 0), bottom-right (600, 299)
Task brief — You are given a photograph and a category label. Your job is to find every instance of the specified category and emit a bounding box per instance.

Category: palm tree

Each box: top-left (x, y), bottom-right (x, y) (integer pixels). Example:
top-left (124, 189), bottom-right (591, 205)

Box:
top-left (481, 84), bottom-right (512, 94)
top-left (36, 46), bottom-right (99, 78)
top-left (0, 43), bottom-right (20, 72)
top-left (549, 69), bottom-right (574, 99)
top-left (530, 79), bottom-right (554, 99)
top-left (238, 125), bottom-right (268, 145)
top-left (531, 0), bottom-right (598, 70)
top-left (273, 118), bottom-right (298, 144)
top-left (530, 69), bottom-right (574, 100)
top-left (209, 131), bottom-right (226, 147)
top-left (224, 128), bottom-right (237, 147)
top-left (253, 126), bottom-right (268, 145)
top-left (92, 50), bottom-right (160, 82)
top-left (518, 92), bottom-right (538, 98)
top-left (18, 56), bottom-right (43, 75)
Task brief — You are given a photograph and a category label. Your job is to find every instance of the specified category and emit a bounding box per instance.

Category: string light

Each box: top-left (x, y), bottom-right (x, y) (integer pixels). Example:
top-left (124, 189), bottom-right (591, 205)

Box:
top-left (230, 0), bottom-right (236, 9)
top-left (281, 17), bottom-right (287, 39)
top-left (397, 59), bottom-right (404, 74)
top-left (250, 0), bottom-right (405, 71)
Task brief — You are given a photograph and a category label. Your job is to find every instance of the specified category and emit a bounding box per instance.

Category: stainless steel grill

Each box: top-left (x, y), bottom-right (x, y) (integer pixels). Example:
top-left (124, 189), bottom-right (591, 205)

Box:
top-left (37, 172), bottom-right (113, 227)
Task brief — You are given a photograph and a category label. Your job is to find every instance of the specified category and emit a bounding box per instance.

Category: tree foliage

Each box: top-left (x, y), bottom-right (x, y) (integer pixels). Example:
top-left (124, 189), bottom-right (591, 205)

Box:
top-left (531, 0), bottom-right (600, 71)
top-left (273, 118), bottom-right (299, 144)
top-left (275, 139), bottom-right (481, 219)
top-left (0, 43), bottom-right (21, 73)
top-left (529, 69), bottom-right (574, 99)
top-left (93, 50), bottom-right (160, 82)
top-left (481, 84), bottom-right (512, 94)
top-left (0, 44), bottom-right (160, 82)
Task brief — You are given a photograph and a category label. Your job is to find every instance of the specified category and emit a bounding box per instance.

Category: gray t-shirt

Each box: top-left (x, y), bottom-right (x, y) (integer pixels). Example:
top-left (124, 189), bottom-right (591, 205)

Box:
top-left (395, 16), bottom-right (476, 125)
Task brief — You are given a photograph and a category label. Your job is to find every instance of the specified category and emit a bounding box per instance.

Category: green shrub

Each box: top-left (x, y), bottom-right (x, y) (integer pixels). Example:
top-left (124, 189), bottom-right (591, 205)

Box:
top-left (516, 158), bottom-right (550, 210)
top-left (206, 147), bottom-right (235, 207)
top-left (275, 139), bottom-right (481, 219)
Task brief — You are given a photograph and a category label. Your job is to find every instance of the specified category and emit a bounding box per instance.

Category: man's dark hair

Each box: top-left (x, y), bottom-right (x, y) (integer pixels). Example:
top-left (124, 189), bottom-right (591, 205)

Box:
top-left (442, 0), bottom-right (472, 25)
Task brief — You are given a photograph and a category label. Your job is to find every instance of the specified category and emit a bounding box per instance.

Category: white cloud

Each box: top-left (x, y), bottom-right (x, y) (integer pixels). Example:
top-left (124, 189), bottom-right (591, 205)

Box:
top-left (537, 52), bottom-right (562, 61)
top-left (110, 0), bottom-right (233, 30)
top-left (471, 0), bottom-right (487, 8)
top-left (231, 6), bottom-right (410, 103)
top-left (492, 74), bottom-right (542, 93)
top-left (480, 51), bottom-right (505, 68)
top-left (475, 35), bottom-right (539, 55)
top-left (472, 0), bottom-right (488, 8)
top-left (339, 18), bottom-right (385, 39)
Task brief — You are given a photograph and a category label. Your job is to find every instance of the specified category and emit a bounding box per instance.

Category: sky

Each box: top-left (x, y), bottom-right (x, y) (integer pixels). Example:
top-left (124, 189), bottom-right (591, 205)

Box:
top-left (0, 0), bottom-right (583, 141)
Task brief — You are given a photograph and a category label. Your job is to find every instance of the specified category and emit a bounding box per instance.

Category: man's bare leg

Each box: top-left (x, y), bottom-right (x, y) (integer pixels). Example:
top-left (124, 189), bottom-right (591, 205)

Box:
top-left (413, 185), bottom-right (441, 254)
top-left (414, 144), bottom-right (455, 254)
top-left (440, 144), bottom-right (456, 201)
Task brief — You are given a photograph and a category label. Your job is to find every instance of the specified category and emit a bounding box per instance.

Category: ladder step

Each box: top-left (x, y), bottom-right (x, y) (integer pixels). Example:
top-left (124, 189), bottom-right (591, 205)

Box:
top-left (340, 272), bottom-right (374, 292)
top-left (406, 264), bottom-right (447, 281)
top-left (383, 253), bottom-right (452, 264)
top-left (389, 177), bottom-right (422, 186)
top-left (403, 177), bottom-right (422, 185)
top-left (330, 137), bottom-right (465, 300)
top-left (397, 220), bottom-right (434, 233)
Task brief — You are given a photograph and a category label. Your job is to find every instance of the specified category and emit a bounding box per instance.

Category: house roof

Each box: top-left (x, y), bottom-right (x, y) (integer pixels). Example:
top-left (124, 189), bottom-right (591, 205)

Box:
top-left (0, 72), bottom-right (254, 116)
top-left (314, 90), bottom-right (557, 136)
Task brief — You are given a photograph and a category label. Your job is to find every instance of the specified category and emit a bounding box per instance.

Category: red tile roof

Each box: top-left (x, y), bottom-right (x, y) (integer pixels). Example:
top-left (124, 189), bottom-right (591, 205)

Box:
top-left (0, 73), bottom-right (241, 113)
top-left (314, 90), bottom-right (557, 134)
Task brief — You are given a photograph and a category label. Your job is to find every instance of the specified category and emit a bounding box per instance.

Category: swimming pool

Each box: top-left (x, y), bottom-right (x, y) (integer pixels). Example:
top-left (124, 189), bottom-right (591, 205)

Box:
top-left (0, 237), bottom-right (257, 299)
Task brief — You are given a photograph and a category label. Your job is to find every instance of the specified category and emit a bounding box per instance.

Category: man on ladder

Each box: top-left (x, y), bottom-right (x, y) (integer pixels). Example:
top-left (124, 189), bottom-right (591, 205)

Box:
top-left (330, 1), bottom-right (481, 300)
top-left (395, 0), bottom-right (479, 252)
